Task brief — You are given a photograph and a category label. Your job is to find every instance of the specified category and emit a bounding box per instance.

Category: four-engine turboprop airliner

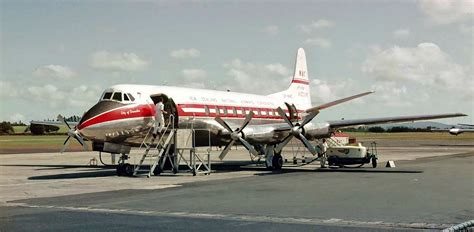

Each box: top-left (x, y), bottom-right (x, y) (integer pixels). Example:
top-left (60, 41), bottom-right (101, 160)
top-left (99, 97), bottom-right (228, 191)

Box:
top-left (32, 48), bottom-right (467, 175)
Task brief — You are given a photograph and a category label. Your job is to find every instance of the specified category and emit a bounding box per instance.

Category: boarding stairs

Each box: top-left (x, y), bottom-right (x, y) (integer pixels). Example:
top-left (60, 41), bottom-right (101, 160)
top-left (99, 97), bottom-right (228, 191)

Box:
top-left (133, 115), bottom-right (177, 178)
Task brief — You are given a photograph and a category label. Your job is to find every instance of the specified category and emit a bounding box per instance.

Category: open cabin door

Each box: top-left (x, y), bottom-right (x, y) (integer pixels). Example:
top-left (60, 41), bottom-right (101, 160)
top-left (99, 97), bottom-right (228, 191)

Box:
top-left (150, 94), bottom-right (179, 127)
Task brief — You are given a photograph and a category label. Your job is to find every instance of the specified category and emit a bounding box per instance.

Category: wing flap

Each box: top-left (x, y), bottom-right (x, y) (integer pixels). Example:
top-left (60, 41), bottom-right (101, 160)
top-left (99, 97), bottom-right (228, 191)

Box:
top-left (328, 113), bottom-right (467, 129)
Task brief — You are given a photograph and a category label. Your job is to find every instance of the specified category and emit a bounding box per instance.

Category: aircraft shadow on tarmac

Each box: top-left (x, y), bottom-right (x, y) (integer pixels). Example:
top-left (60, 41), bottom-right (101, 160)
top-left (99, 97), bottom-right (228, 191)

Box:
top-left (0, 162), bottom-right (422, 180)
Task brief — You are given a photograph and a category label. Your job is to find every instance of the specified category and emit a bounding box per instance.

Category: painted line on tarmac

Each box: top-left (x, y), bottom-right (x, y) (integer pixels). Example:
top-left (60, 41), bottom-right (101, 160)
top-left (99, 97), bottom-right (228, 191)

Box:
top-left (4, 202), bottom-right (452, 230)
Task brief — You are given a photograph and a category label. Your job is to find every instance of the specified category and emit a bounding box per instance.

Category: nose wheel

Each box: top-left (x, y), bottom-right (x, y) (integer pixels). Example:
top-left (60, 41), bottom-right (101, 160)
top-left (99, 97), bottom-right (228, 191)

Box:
top-left (116, 163), bottom-right (134, 176)
top-left (116, 154), bottom-right (134, 176)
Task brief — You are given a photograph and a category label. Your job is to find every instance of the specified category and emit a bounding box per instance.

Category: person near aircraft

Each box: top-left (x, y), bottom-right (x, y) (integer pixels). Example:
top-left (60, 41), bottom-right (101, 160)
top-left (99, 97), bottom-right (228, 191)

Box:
top-left (153, 97), bottom-right (167, 137)
top-left (318, 139), bottom-right (328, 168)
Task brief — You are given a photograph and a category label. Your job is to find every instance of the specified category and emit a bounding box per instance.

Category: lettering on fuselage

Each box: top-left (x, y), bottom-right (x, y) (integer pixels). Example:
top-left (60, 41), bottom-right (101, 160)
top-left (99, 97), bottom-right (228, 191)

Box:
top-left (120, 109), bottom-right (142, 116)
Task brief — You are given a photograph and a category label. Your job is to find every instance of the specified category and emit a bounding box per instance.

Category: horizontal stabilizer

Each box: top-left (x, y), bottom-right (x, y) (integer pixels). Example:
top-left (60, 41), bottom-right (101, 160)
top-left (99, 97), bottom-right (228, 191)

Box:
top-left (328, 113), bottom-right (467, 129)
top-left (306, 91), bottom-right (374, 113)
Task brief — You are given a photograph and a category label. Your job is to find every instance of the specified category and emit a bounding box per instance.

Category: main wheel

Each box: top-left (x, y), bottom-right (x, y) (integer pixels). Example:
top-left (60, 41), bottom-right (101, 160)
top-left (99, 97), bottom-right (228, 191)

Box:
top-left (371, 157), bottom-right (377, 168)
top-left (272, 153), bottom-right (283, 170)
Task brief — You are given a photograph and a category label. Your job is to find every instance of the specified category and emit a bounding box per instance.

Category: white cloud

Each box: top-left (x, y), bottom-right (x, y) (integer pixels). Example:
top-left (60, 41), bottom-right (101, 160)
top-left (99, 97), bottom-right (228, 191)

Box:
top-left (262, 25), bottom-right (279, 35)
top-left (89, 51), bottom-right (150, 72)
top-left (362, 42), bottom-right (473, 100)
top-left (9, 113), bottom-right (26, 123)
top-left (181, 68), bottom-right (207, 80)
top-left (26, 84), bottom-right (101, 108)
top-left (310, 78), bottom-right (363, 104)
top-left (170, 48), bottom-right (201, 59)
top-left (304, 37), bottom-right (331, 48)
top-left (418, 0), bottom-right (473, 25)
top-left (33, 65), bottom-right (76, 79)
top-left (265, 63), bottom-right (290, 76)
top-left (0, 81), bottom-right (19, 98)
top-left (222, 59), bottom-right (291, 93)
top-left (393, 29), bottom-right (410, 39)
top-left (298, 19), bottom-right (334, 33)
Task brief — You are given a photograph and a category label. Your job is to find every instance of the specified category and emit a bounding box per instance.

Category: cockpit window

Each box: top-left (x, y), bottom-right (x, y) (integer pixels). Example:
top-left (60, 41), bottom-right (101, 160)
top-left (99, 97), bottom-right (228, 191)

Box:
top-left (127, 93), bottom-right (135, 101)
top-left (103, 92), bottom-right (113, 100)
top-left (123, 93), bottom-right (130, 101)
top-left (112, 92), bottom-right (122, 101)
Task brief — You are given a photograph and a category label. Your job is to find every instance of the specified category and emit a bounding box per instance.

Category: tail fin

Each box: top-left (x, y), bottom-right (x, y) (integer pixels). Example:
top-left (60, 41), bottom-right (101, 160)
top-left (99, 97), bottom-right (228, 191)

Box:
top-left (268, 48), bottom-right (311, 110)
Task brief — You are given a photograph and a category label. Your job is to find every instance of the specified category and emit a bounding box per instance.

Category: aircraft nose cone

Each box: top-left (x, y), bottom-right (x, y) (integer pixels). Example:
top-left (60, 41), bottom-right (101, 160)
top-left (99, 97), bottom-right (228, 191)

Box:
top-left (78, 101), bottom-right (124, 130)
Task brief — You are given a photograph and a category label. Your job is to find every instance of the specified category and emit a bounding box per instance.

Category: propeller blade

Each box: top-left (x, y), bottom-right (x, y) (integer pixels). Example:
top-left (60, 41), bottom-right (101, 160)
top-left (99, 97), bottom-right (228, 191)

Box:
top-left (58, 115), bottom-right (72, 129)
top-left (74, 135), bottom-right (88, 151)
top-left (277, 107), bottom-right (293, 127)
top-left (239, 111), bottom-right (254, 131)
top-left (215, 116), bottom-right (233, 133)
top-left (218, 140), bottom-right (235, 160)
top-left (60, 136), bottom-right (72, 153)
top-left (238, 137), bottom-right (259, 156)
top-left (275, 135), bottom-right (293, 154)
top-left (300, 111), bottom-right (319, 127)
top-left (298, 133), bottom-right (317, 156)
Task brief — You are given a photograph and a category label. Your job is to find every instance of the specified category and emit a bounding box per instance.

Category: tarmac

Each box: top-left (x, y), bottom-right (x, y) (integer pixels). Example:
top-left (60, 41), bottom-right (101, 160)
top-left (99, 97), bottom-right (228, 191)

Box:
top-left (0, 139), bottom-right (473, 231)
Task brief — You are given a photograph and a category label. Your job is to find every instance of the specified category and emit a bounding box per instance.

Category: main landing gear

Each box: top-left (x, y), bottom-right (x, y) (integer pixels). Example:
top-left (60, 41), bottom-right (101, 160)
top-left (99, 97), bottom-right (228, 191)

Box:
top-left (272, 150), bottom-right (283, 170)
top-left (264, 145), bottom-right (283, 171)
top-left (116, 154), bottom-right (134, 176)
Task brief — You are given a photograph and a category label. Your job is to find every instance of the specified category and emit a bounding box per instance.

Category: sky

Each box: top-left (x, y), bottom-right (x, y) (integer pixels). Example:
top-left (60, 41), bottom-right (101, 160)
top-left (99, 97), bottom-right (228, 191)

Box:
top-left (1, 0), bottom-right (473, 125)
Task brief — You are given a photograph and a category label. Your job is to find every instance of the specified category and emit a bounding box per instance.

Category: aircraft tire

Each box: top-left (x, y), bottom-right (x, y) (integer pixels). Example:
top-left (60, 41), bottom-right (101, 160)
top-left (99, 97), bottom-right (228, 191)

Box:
top-left (371, 157), bottom-right (377, 168)
top-left (272, 153), bottom-right (283, 170)
top-left (116, 164), bottom-right (124, 176)
top-left (123, 163), bottom-right (134, 176)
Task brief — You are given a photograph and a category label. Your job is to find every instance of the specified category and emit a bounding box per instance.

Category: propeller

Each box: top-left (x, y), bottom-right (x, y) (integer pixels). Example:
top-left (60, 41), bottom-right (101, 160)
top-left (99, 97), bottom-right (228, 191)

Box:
top-left (58, 115), bottom-right (88, 153)
top-left (274, 107), bottom-right (319, 155)
top-left (214, 112), bottom-right (259, 160)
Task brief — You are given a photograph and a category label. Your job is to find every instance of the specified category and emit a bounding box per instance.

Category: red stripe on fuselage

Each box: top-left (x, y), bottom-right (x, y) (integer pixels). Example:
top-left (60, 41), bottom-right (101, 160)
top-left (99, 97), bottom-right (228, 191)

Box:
top-left (78, 104), bottom-right (155, 129)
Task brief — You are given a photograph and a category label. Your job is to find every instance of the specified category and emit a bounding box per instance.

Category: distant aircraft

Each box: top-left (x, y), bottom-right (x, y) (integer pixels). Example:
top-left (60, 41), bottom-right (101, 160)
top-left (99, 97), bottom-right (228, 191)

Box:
top-left (448, 124), bottom-right (474, 135)
top-left (32, 48), bottom-right (467, 175)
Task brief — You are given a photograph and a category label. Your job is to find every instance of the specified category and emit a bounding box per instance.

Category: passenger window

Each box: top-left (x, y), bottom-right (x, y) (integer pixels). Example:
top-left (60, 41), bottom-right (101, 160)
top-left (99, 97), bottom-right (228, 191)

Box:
top-left (112, 92), bottom-right (122, 101)
top-left (204, 106), bottom-right (210, 115)
top-left (123, 93), bottom-right (130, 101)
top-left (103, 92), bottom-right (113, 100)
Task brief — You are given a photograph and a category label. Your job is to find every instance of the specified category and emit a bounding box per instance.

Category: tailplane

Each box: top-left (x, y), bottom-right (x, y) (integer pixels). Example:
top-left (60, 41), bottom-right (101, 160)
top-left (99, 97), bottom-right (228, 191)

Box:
top-left (268, 48), bottom-right (311, 110)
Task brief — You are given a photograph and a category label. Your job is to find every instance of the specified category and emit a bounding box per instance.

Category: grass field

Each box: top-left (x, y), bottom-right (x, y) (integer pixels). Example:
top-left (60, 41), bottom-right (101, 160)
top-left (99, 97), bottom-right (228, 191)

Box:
top-left (0, 135), bottom-right (90, 153)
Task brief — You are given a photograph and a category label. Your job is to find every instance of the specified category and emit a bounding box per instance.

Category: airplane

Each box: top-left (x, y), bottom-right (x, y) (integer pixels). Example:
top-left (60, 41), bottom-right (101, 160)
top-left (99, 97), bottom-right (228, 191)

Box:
top-left (447, 124), bottom-right (474, 135)
top-left (31, 48), bottom-right (467, 176)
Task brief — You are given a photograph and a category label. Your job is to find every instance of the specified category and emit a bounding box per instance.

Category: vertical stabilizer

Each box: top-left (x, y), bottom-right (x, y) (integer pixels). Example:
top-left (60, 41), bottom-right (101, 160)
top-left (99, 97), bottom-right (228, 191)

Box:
top-left (268, 48), bottom-right (312, 110)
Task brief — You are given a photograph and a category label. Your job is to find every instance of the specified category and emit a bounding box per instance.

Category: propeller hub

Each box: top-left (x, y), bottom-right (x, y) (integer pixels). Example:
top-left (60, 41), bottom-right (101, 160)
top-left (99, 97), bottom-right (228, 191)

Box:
top-left (230, 131), bottom-right (243, 140)
top-left (290, 126), bottom-right (302, 136)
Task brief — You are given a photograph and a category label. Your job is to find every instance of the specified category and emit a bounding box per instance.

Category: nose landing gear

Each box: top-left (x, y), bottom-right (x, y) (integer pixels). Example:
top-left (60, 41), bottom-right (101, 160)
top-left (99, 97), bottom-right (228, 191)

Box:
top-left (116, 154), bottom-right (134, 176)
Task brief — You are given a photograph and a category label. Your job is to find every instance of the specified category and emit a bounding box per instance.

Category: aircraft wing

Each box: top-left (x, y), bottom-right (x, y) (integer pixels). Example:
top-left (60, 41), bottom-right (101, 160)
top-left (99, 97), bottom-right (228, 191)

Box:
top-left (30, 120), bottom-right (78, 127)
top-left (327, 113), bottom-right (467, 129)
